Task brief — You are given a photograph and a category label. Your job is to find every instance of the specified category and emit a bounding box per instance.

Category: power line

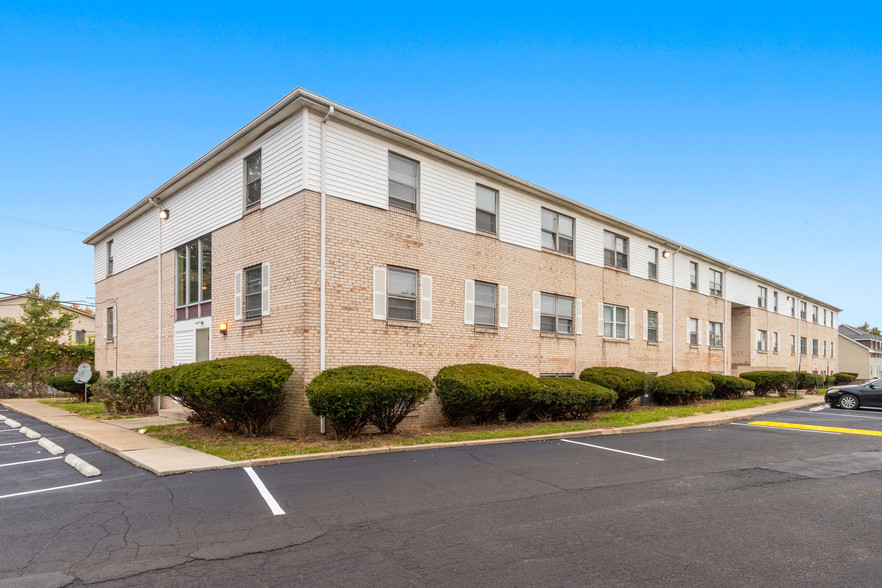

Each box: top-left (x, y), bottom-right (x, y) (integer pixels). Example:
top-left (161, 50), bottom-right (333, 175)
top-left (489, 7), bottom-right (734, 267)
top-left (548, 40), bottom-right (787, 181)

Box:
top-left (0, 215), bottom-right (90, 235)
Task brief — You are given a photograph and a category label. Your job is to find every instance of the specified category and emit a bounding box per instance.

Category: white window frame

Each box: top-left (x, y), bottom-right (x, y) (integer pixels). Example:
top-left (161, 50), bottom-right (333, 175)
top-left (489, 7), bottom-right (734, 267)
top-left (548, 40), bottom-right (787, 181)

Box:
top-left (541, 293), bottom-right (575, 335)
top-left (106, 240), bottom-right (113, 276)
top-left (475, 184), bottom-right (498, 234)
top-left (602, 303), bottom-right (629, 340)
top-left (812, 338), bottom-right (819, 356)
top-left (387, 267), bottom-right (418, 322)
top-left (772, 291), bottom-right (778, 312)
top-left (791, 335), bottom-right (796, 355)
top-left (758, 286), bottom-right (767, 308)
top-left (688, 318), bottom-right (699, 345)
top-left (800, 301), bottom-right (807, 320)
top-left (646, 310), bottom-right (659, 342)
top-left (542, 209), bottom-right (575, 254)
top-left (812, 305), bottom-right (819, 323)
top-left (105, 306), bottom-right (116, 340)
top-left (800, 336), bottom-right (808, 355)
top-left (772, 331), bottom-right (779, 353)
top-left (709, 321), bottom-right (723, 347)
top-left (648, 247), bottom-right (658, 279)
top-left (388, 152), bottom-right (419, 212)
top-left (689, 262), bottom-right (699, 290)
top-left (709, 269), bottom-right (723, 297)
top-left (244, 150), bottom-right (262, 209)
top-left (243, 265), bottom-right (263, 320)
top-left (473, 281), bottom-right (497, 327)
top-left (603, 231), bottom-right (628, 269)
top-left (756, 329), bottom-right (768, 352)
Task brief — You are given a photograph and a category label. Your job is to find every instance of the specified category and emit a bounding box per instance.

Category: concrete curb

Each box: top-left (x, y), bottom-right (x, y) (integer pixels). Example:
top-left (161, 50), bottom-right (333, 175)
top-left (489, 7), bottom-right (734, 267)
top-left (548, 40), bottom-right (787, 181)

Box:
top-left (65, 454), bottom-right (101, 477)
top-left (3, 397), bottom-right (826, 475)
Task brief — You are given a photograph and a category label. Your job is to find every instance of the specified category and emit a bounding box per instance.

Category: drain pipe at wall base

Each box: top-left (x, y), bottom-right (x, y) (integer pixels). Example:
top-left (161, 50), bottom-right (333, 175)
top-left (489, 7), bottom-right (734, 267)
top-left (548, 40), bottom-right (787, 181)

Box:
top-left (319, 105), bottom-right (335, 435)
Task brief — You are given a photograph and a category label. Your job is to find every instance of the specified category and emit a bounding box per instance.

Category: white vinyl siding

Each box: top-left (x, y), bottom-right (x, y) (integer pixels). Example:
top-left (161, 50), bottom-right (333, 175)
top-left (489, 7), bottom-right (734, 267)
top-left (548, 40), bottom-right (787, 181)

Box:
top-left (173, 317), bottom-right (211, 365)
top-left (499, 190), bottom-right (541, 250)
top-left (324, 118), bottom-right (388, 210)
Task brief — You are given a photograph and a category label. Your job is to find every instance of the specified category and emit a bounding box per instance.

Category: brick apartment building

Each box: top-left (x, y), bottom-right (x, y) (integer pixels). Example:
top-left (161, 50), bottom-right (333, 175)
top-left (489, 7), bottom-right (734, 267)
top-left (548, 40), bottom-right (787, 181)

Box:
top-left (84, 88), bottom-right (840, 435)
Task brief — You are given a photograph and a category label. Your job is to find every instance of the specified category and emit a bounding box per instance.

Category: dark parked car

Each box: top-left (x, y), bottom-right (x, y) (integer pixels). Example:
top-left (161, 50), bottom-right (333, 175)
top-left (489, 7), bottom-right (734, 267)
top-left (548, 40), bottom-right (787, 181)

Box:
top-left (826, 378), bottom-right (882, 410)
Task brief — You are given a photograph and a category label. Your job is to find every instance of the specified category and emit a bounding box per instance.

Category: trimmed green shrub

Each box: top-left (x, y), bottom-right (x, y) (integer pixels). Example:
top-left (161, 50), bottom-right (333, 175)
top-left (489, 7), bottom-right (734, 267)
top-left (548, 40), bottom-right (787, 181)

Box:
top-left (653, 373), bottom-right (714, 405)
top-left (434, 364), bottom-right (541, 425)
top-left (740, 371), bottom-right (792, 397)
top-left (579, 367), bottom-right (657, 410)
top-left (305, 365), bottom-right (433, 439)
top-left (832, 372), bottom-right (857, 385)
top-left (533, 378), bottom-right (616, 420)
top-left (91, 371), bottom-right (155, 414)
top-left (148, 355), bottom-right (293, 436)
top-left (679, 372), bottom-right (756, 399)
top-left (793, 371), bottom-right (822, 392)
top-left (48, 372), bottom-right (100, 401)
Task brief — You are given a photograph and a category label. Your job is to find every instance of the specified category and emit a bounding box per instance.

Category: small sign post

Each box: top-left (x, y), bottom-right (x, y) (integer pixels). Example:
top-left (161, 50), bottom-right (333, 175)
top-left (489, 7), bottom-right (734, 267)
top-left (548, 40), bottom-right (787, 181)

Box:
top-left (73, 363), bottom-right (93, 403)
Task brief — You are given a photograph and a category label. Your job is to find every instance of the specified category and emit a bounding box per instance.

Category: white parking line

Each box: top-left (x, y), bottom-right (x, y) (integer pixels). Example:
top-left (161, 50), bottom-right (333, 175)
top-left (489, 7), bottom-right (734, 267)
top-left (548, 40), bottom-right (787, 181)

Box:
top-left (792, 410), bottom-right (882, 421)
top-left (560, 439), bottom-right (666, 461)
top-left (0, 480), bottom-right (102, 500)
top-left (244, 467), bottom-right (285, 515)
top-left (730, 422), bottom-right (842, 435)
top-left (0, 439), bottom-right (39, 447)
top-left (0, 456), bottom-right (64, 468)
top-left (0, 430), bottom-right (22, 434)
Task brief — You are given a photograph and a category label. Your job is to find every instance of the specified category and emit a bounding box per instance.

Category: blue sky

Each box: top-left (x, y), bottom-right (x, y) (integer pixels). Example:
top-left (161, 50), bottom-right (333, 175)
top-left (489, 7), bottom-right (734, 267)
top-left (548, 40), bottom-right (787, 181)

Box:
top-left (1, 3), bottom-right (879, 326)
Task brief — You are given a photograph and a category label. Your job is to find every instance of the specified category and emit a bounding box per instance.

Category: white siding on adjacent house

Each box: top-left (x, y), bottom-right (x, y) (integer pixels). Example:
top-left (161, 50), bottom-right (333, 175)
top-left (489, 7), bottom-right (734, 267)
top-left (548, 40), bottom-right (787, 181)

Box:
top-left (261, 116), bottom-right (304, 207)
top-left (499, 189), bottom-right (541, 250)
top-left (574, 216), bottom-right (604, 267)
top-left (420, 159), bottom-right (476, 234)
top-left (324, 119), bottom-right (389, 210)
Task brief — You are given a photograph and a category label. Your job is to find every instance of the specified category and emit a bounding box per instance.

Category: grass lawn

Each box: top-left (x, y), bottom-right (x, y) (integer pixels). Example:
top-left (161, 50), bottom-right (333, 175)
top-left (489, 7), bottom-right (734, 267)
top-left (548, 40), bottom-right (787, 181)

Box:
top-left (145, 395), bottom-right (800, 462)
top-left (37, 399), bottom-right (145, 420)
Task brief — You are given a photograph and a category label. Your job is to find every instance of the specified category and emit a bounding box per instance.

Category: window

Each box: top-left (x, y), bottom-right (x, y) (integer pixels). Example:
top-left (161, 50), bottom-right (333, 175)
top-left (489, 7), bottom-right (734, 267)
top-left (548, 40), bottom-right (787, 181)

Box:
top-left (540, 373), bottom-right (575, 378)
top-left (175, 235), bottom-right (212, 321)
top-left (389, 153), bottom-right (419, 212)
top-left (603, 231), bottom-right (628, 269)
top-left (800, 301), bottom-right (807, 320)
top-left (823, 308), bottom-right (827, 325)
top-left (812, 305), bottom-right (819, 323)
top-left (772, 291), bottom-right (778, 312)
top-left (772, 332), bottom-right (779, 353)
top-left (245, 150), bottom-right (261, 209)
top-left (812, 339), bottom-right (819, 356)
top-left (387, 267), bottom-right (418, 321)
top-left (831, 341), bottom-right (834, 357)
top-left (106, 240), bottom-right (113, 275)
top-left (648, 247), bottom-right (658, 279)
top-left (709, 269), bottom-right (723, 297)
top-left (791, 298), bottom-right (796, 317)
top-left (756, 330), bottom-right (767, 352)
top-left (105, 306), bottom-right (115, 340)
top-left (474, 281), bottom-right (497, 327)
top-left (688, 318), bottom-right (699, 345)
top-left (823, 341), bottom-right (827, 356)
top-left (758, 286), bottom-right (767, 308)
top-left (244, 265), bottom-right (263, 320)
top-left (689, 262), bottom-right (699, 290)
top-left (475, 185), bottom-right (498, 234)
top-left (542, 209), bottom-right (574, 254)
top-left (800, 336), bottom-right (807, 355)
top-left (75, 330), bottom-right (85, 343)
top-left (541, 294), bottom-right (574, 334)
top-left (709, 321), bottom-right (723, 347)
top-left (603, 303), bottom-right (628, 339)
top-left (646, 310), bottom-right (658, 342)
top-left (791, 335), bottom-right (796, 355)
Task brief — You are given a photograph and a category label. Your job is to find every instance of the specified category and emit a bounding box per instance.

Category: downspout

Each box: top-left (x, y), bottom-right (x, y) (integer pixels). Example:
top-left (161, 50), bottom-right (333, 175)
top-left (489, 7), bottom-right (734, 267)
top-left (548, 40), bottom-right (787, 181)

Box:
top-left (724, 267), bottom-right (732, 375)
top-left (670, 246), bottom-right (682, 373)
top-left (149, 197), bottom-right (164, 413)
top-left (319, 105), bottom-right (335, 435)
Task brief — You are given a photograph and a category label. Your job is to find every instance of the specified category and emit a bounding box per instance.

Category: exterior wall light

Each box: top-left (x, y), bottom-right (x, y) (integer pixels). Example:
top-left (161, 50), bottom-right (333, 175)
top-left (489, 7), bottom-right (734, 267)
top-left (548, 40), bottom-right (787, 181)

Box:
top-left (662, 250), bottom-right (670, 259)
top-left (219, 322), bottom-right (228, 335)
top-left (159, 209), bottom-right (170, 220)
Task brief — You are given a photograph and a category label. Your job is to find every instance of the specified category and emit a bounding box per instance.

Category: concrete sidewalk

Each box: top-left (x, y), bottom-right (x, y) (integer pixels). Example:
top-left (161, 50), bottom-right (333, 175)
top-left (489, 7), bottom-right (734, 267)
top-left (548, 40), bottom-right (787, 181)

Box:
top-left (1, 396), bottom-right (826, 475)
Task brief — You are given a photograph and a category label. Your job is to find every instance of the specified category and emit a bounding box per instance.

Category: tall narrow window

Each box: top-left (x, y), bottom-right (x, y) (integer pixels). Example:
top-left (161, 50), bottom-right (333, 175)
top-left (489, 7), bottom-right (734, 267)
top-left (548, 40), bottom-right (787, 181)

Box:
top-left (105, 306), bottom-right (115, 340)
top-left (688, 318), bottom-right (699, 345)
top-left (245, 150), bottom-right (262, 209)
top-left (709, 321), bottom-right (723, 347)
top-left (756, 330), bottom-right (768, 352)
top-left (812, 339), bottom-right (819, 356)
top-left (387, 267), bottom-right (418, 321)
top-left (106, 240), bottom-right (114, 276)
top-left (709, 269), bottom-right (723, 297)
top-left (772, 291), bottom-right (778, 312)
top-left (389, 153), bottom-right (419, 212)
top-left (474, 281), bottom-right (497, 327)
top-left (244, 265), bottom-right (263, 320)
top-left (791, 335), bottom-right (796, 354)
top-left (812, 305), bottom-right (819, 322)
top-left (603, 231), bottom-right (628, 269)
top-left (758, 286), bottom-right (767, 308)
top-left (175, 236), bottom-right (212, 321)
top-left (823, 308), bottom-right (827, 325)
top-left (475, 185), bottom-right (498, 234)
top-left (772, 332), bottom-right (779, 353)
top-left (800, 336), bottom-right (807, 355)
top-left (648, 247), bottom-right (658, 279)
top-left (542, 209), bottom-right (574, 254)
top-left (791, 298), bottom-right (796, 317)
top-left (689, 262), bottom-right (699, 290)
top-left (800, 301), bottom-right (807, 320)
top-left (647, 310), bottom-right (658, 342)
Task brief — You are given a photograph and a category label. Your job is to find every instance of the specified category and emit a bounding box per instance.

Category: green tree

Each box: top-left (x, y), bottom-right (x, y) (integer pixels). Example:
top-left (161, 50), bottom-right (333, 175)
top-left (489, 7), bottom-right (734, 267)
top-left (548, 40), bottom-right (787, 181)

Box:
top-left (857, 322), bottom-right (882, 336)
top-left (0, 284), bottom-right (91, 396)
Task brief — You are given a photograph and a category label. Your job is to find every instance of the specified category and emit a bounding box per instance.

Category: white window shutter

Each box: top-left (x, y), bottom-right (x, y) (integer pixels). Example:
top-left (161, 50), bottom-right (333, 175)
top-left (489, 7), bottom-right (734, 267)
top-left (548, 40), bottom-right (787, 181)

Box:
top-left (373, 267), bottom-right (386, 320)
top-left (721, 323), bottom-right (724, 347)
top-left (629, 307), bottom-right (635, 339)
top-left (499, 285), bottom-right (508, 328)
top-left (464, 280), bottom-right (475, 325)
top-left (261, 263), bottom-right (271, 316)
top-left (111, 307), bottom-right (117, 339)
top-left (532, 291), bottom-right (541, 330)
top-left (658, 313), bottom-right (664, 342)
top-left (697, 319), bottom-right (702, 345)
top-left (420, 275), bottom-right (432, 324)
top-left (234, 271), bottom-right (242, 320)
top-left (706, 321), bottom-right (711, 346)
top-left (598, 302), bottom-right (604, 337)
top-left (643, 310), bottom-right (648, 341)
top-left (686, 319), bottom-right (690, 344)
top-left (574, 299), bottom-right (582, 335)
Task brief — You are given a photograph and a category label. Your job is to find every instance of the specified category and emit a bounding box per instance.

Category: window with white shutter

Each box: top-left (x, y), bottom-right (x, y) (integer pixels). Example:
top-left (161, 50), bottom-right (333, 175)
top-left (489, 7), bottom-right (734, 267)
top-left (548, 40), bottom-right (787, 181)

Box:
top-left (234, 271), bottom-right (242, 320)
top-left (499, 286), bottom-right (509, 328)
top-left (372, 267), bottom-right (387, 320)
top-left (261, 263), bottom-right (271, 316)
top-left (464, 280), bottom-right (475, 325)
top-left (420, 275), bottom-right (432, 324)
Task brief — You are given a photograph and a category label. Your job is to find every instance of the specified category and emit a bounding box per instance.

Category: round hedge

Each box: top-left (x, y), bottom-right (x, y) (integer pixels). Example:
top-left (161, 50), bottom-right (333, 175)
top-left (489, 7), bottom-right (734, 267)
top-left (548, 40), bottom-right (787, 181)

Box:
top-left (579, 367), bottom-right (657, 409)
top-left (434, 364), bottom-right (541, 425)
top-left (740, 371), bottom-right (792, 397)
top-left (653, 373), bottom-right (714, 405)
top-left (534, 377), bottom-right (616, 420)
top-left (306, 365), bottom-right (432, 439)
top-left (677, 371), bottom-right (755, 399)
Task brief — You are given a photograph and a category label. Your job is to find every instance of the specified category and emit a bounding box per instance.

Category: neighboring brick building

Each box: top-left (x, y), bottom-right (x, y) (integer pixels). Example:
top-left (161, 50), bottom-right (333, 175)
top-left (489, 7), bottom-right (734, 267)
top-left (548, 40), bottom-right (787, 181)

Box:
top-left (84, 88), bottom-right (841, 435)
